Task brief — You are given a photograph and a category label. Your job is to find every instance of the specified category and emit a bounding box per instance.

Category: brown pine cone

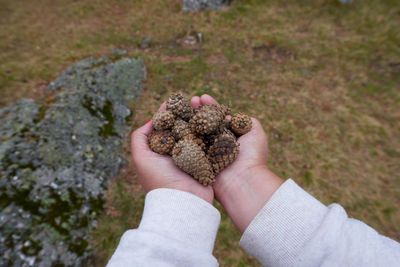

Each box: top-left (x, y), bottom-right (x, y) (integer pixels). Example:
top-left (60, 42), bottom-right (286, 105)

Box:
top-left (166, 93), bottom-right (194, 121)
top-left (172, 139), bottom-right (215, 186)
top-left (230, 113), bottom-right (252, 135)
top-left (152, 110), bottom-right (175, 131)
top-left (172, 119), bottom-right (206, 150)
top-left (207, 129), bottom-right (239, 174)
top-left (201, 125), bottom-right (233, 149)
top-left (171, 119), bottom-right (193, 140)
top-left (184, 133), bottom-right (207, 151)
top-left (148, 130), bottom-right (175, 155)
top-left (189, 104), bottom-right (227, 135)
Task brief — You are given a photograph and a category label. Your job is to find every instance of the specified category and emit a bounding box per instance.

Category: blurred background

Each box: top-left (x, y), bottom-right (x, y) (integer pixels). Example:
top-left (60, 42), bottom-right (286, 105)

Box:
top-left (1, 0), bottom-right (399, 266)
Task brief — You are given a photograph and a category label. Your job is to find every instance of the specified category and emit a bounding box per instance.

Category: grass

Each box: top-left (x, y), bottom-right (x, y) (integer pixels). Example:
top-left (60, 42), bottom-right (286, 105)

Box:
top-left (1, 0), bottom-right (399, 266)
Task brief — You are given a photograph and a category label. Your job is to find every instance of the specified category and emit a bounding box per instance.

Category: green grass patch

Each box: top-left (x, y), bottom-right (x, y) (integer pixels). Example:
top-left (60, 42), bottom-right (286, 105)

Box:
top-left (1, 0), bottom-right (400, 265)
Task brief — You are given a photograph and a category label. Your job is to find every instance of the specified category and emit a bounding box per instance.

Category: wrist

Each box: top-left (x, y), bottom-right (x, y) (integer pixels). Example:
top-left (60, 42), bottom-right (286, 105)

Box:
top-left (163, 181), bottom-right (214, 204)
top-left (180, 185), bottom-right (214, 204)
top-left (215, 165), bottom-right (284, 233)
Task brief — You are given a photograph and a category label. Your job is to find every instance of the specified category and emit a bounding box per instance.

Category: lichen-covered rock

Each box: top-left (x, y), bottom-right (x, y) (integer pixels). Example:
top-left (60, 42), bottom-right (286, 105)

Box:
top-left (166, 94), bottom-right (193, 121)
top-left (0, 52), bottom-right (146, 266)
top-left (152, 110), bottom-right (175, 131)
top-left (207, 129), bottom-right (239, 174)
top-left (182, 0), bottom-right (233, 11)
top-left (189, 104), bottom-right (228, 135)
top-left (148, 130), bottom-right (175, 155)
top-left (230, 113), bottom-right (252, 135)
top-left (172, 139), bottom-right (215, 186)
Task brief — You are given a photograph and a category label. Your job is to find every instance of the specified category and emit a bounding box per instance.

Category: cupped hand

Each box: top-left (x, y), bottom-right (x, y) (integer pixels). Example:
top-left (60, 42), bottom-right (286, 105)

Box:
top-left (199, 94), bottom-right (283, 232)
top-left (131, 97), bottom-right (214, 204)
top-left (198, 95), bottom-right (269, 191)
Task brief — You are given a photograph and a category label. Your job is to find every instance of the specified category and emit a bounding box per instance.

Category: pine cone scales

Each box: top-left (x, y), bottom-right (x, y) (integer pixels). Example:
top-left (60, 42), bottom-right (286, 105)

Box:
top-left (172, 139), bottom-right (215, 186)
top-left (147, 93), bottom-right (252, 186)
top-left (171, 119), bottom-right (192, 140)
top-left (230, 113), bottom-right (252, 135)
top-left (152, 110), bottom-right (175, 131)
top-left (208, 131), bottom-right (239, 174)
top-left (202, 125), bottom-right (234, 148)
top-left (148, 130), bottom-right (175, 155)
top-left (189, 104), bottom-right (226, 135)
top-left (171, 119), bottom-right (206, 150)
top-left (166, 94), bottom-right (194, 121)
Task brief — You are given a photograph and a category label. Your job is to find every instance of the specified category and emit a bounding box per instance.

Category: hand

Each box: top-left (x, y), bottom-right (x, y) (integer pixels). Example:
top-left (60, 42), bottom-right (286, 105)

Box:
top-left (131, 97), bottom-right (214, 204)
top-left (199, 95), bottom-right (284, 232)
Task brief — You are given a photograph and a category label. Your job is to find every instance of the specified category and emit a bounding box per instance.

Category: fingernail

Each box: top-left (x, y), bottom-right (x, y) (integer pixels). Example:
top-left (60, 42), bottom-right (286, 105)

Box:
top-left (145, 120), bottom-right (151, 124)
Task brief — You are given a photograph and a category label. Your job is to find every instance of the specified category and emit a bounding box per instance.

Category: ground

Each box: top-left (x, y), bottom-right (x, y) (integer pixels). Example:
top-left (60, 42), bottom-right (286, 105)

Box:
top-left (1, 0), bottom-right (399, 266)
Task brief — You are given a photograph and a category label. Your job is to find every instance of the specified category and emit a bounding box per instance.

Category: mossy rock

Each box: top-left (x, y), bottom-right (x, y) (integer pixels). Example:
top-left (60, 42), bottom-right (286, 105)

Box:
top-left (0, 52), bottom-right (146, 266)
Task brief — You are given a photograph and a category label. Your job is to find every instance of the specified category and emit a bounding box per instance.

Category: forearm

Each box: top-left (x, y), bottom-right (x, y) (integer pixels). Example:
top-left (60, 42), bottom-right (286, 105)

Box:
top-left (107, 189), bottom-right (220, 267)
top-left (215, 165), bottom-right (284, 233)
top-left (238, 178), bottom-right (400, 266)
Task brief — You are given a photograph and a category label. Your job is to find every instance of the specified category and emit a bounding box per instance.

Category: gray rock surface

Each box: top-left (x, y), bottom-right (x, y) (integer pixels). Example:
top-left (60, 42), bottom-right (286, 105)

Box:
top-left (182, 0), bottom-right (232, 11)
top-left (0, 52), bottom-right (146, 266)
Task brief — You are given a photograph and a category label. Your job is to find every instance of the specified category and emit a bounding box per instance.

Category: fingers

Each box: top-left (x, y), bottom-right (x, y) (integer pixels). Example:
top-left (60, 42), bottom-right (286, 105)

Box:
top-left (191, 96), bottom-right (201, 108)
top-left (158, 101), bottom-right (167, 111)
top-left (200, 94), bottom-right (219, 105)
top-left (131, 121), bottom-right (153, 157)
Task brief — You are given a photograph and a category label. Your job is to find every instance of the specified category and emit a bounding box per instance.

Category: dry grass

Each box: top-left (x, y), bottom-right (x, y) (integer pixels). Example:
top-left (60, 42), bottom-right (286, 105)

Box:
top-left (1, 0), bottom-right (399, 266)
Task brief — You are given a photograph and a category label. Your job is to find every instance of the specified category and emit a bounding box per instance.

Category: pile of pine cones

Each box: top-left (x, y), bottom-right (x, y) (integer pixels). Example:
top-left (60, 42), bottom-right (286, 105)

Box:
top-left (148, 93), bottom-right (252, 186)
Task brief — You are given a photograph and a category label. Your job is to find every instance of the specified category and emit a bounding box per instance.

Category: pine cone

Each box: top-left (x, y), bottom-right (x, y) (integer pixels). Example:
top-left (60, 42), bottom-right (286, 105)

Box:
top-left (189, 104), bottom-right (227, 135)
top-left (184, 133), bottom-right (207, 151)
top-left (171, 119), bottom-right (193, 140)
top-left (219, 105), bottom-right (231, 116)
top-left (166, 93), bottom-right (194, 121)
top-left (152, 110), bottom-right (175, 131)
top-left (208, 129), bottom-right (239, 174)
top-left (172, 139), bottom-right (215, 186)
top-left (172, 119), bottom-right (206, 150)
top-left (230, 113), bottom-right (252, 135)
top-left (201, 125), bottom-right (233, 149)
top-left (148, 130), bottom-right (175, 155)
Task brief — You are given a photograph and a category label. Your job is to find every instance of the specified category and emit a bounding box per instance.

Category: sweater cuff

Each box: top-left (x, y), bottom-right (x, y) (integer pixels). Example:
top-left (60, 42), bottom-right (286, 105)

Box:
top-left (239, 179), bottom-right (328, 266)
top-left (138, 188), bottom-right (221, 254)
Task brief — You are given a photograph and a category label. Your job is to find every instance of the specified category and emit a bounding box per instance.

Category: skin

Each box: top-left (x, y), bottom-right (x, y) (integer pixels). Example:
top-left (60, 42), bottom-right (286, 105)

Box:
top-left (131, 98), bottom-right (214, 204)
top-left (131, 95), bottom-right (284, 233)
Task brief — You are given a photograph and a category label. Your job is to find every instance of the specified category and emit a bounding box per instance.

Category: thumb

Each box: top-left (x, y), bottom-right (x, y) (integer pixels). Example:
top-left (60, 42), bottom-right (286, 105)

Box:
top-left (131, 121), bottom-right (154, 159)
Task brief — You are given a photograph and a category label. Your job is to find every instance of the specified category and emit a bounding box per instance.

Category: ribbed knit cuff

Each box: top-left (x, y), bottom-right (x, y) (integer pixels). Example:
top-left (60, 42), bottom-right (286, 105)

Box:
top-left (138, 188), bottom-right (221, 254)
top-left (239, 179), bottom-right (328, 266)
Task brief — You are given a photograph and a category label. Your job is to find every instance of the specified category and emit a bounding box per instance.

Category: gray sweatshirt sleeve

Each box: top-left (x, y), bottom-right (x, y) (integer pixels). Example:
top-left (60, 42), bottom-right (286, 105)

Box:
top-left (240, 179), bottom-right (400, 267)
top-left (107, 188), bottom-right (220, 267)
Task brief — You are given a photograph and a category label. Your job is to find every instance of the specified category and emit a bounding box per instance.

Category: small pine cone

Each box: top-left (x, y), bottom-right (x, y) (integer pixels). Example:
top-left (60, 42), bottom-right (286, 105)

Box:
top-left (171, 119), bottom-right (193, 140)
top-left (202, 126), bottom-right (234, 149)
top-left (152, 110), bottom-right (175, 131)
top-left (208, 130), bottom-right (239, 174)
top-left (172, 120), bottom-right (206, 150)
top-left (219, 105), bottom-right (231, 116)
top-left (148, 130), bottom-right (175, 155)
top-left (189, 104), bottom-right (226, 135)
top-left (172, 139), bottom-right (215, 186)
top-left (166, 93), bottom-right (194, 121)
top-left (184, 133), bottom-right (207, 151)
top-left (230, 113), bottom-right (252, 135)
